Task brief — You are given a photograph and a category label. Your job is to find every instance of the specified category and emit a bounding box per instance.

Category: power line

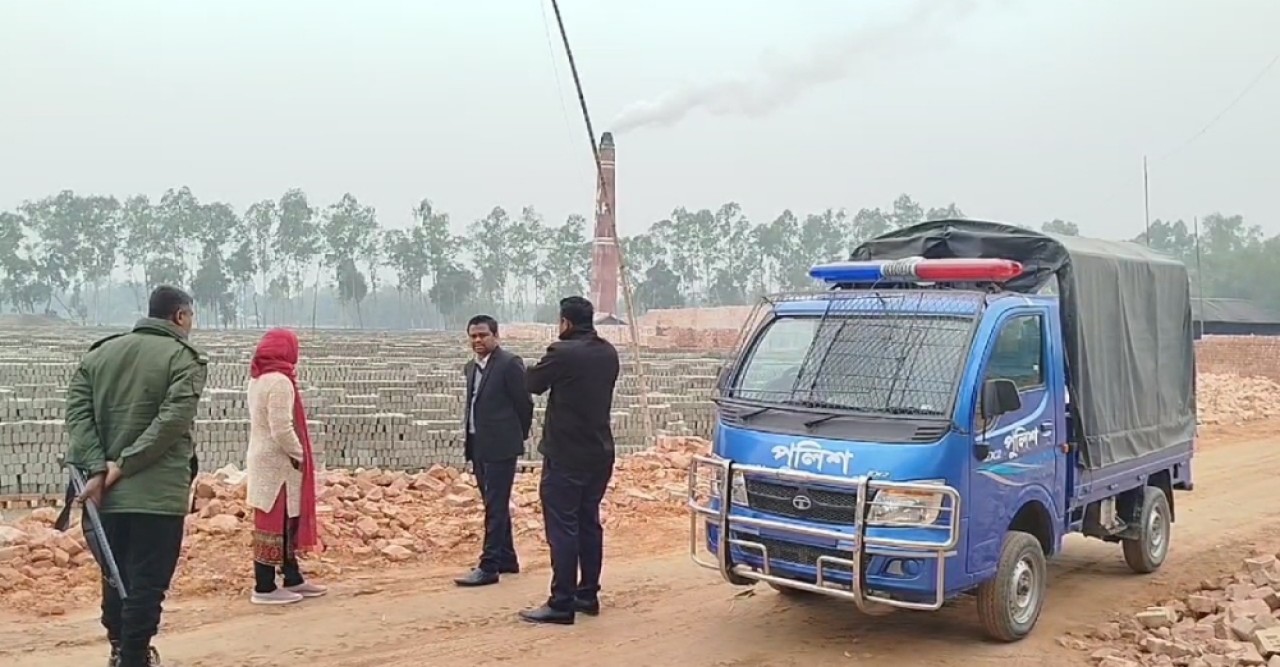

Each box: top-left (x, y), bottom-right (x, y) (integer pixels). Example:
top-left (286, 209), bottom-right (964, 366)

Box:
top-left (546, 0), bottom-right (603, 170)
top-left (1098, 50), bottom-right (1280, 228)
top-left (538, 0), bottom-right (585, 180)
top-left (1154, 51), bottom-right (1280, 164)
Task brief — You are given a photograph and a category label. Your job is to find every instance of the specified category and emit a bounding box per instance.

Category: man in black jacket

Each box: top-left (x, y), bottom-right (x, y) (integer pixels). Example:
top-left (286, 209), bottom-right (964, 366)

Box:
top-left (455, 315), bottom-right (534, 587)
top-left (518, 296), bottom-right (620, 625)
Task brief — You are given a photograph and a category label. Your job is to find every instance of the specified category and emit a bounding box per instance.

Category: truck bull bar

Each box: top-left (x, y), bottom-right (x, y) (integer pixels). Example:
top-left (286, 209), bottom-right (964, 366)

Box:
top-left (687, 454), bottom-right (961, 612)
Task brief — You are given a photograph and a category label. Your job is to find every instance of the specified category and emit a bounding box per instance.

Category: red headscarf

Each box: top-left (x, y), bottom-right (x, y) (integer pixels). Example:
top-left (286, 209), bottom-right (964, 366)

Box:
top-left (250, 328), bottom-right (321, 553)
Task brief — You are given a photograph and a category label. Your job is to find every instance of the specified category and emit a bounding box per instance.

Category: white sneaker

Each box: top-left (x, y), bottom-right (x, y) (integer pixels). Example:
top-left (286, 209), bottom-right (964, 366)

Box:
top-left (286, 582), bottom-right (328, 598)
top-left (251, 589), bottom-right (304, 605)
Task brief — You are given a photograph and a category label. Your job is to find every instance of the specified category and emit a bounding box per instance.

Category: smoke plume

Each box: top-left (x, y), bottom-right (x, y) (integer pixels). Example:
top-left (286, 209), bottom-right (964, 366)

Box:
top-left (611, 0), bottom-right (991, 133)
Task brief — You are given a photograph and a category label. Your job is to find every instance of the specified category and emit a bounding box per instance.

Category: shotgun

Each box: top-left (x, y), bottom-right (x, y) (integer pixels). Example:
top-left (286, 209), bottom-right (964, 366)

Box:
top-left (53, 458), bottom-right (128, 599)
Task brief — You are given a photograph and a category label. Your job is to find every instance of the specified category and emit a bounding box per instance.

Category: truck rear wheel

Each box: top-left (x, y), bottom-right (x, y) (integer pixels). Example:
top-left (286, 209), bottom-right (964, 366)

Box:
top-left (1122, 486), bottom-right (1171, 574)
top-left (976, 531), bottom-right (1046, 642)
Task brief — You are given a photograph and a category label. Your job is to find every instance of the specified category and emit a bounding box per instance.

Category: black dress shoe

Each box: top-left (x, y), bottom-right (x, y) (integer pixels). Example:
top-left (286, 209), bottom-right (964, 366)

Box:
top-left (117, 646), bottom-right (162, 667)
top-left (518, 604), bottom-right (575, 625)
top-left (574, 598), bottom-right (600, 616)
top-left (454, 568), bottom-right (499, 587)
top-left (498, 564), bottom-right (520, 575)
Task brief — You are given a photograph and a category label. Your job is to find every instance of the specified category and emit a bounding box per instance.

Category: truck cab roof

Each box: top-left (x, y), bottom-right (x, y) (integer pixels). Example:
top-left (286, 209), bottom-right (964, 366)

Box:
top-left (845, 219), bottom-right (1196, 470)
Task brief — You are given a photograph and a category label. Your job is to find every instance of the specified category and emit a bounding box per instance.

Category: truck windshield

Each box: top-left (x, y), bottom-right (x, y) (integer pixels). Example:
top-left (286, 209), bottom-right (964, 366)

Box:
top-left (728, 313), bottom-right (974, 417)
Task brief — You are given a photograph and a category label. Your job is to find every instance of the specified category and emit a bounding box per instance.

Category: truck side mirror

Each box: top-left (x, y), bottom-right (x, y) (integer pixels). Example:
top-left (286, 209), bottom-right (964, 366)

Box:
top-left (981, 378), bottom-right (1022, 420)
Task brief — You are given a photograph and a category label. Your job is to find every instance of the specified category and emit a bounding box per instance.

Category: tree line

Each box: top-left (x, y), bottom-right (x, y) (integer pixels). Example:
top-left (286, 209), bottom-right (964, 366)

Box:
top-left (0, 188), bottom-right (1271, 329)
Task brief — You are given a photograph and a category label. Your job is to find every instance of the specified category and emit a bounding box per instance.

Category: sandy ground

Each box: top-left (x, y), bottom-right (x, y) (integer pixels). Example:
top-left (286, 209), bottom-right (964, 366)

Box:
top-left (3, 421), bottom-right (1279, 667)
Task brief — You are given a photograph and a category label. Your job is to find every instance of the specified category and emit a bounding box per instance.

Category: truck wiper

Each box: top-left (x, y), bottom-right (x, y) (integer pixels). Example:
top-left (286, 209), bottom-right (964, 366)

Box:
top-left (773, 399), bottom-right (851, 430)
top-left (712, 397), bottom-right (778, 421)
top-left (739, 405), bottom-right (776, 420)
top-left (804, 413), bottom-right (841, 429)
top-left (745, 401), bottom-right (833, 422)
top-left (730, 399), bottom-right (852, 424)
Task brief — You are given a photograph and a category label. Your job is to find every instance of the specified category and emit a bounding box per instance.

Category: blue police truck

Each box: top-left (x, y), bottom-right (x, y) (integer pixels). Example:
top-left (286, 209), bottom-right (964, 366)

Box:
top-left (688, 219), bottom-right (1197, 641)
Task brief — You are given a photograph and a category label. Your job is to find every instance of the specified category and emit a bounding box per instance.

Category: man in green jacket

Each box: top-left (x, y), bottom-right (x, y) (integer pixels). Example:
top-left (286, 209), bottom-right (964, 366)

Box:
top-left (65, 285), bottom-right (208, 667)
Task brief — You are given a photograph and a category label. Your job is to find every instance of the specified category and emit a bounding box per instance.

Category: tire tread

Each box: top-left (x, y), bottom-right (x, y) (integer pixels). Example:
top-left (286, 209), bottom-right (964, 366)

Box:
top-left (1122, 486), bottom-right (1170, 574)
top-left (976, 531), bottom-right (1046, 642)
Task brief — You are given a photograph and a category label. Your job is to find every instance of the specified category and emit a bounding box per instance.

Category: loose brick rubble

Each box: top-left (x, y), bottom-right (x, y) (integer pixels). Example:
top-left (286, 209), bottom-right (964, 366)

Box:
top-left (1076, 553), bottom-right (1280, 666)
top-left (1196, 374), bottom-right (1280, 426)
top-left (0, 436), bottom-right (710, 617)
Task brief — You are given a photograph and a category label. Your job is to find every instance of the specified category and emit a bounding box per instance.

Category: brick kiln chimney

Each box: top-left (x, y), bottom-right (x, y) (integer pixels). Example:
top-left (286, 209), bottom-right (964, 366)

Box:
top-left (589, 131), bottom-right (621, 322)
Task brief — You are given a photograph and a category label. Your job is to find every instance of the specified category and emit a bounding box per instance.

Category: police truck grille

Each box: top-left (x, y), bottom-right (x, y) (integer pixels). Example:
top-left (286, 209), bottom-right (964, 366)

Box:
top-left (744, 478), bottom-right (861, 524)
top-left (732, 532), bottom-right (855, 574)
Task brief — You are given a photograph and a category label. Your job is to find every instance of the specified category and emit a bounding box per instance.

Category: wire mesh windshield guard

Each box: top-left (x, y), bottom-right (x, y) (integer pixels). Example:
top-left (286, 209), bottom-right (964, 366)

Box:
top-left (719, 289), bottom-right (986, 418)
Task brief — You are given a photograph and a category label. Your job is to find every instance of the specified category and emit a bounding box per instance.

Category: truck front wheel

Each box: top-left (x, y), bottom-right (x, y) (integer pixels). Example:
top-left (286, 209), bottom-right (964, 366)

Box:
top-left (1122, 486), bottom-right (1171, 574)
top-left (976, 531), bottom-right (1047, 642)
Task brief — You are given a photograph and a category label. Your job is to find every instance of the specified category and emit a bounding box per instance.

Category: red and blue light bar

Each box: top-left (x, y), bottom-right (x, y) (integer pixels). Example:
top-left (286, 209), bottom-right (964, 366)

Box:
top-left (809, 257), bottom-right (1025, 284)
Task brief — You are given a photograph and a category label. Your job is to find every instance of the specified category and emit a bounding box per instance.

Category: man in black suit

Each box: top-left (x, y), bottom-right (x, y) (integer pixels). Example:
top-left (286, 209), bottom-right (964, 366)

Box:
top-left (518, 296), bottom-right (620, 625)
top-left (454, 315), bottom-right (534, 587)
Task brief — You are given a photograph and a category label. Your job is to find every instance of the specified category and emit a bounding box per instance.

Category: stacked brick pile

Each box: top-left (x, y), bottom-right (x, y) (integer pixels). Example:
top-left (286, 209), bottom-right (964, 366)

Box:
top-left (637, 306), bottom-right (755, 331)
top-left (1077, 554), bottom-right (1280, 666)
top-left (500, 322), bottom-right (741, 352)
top-left (5, 324), bottom-right (1280, 500)
top-left (501, 305), bottom-right (754, 350)
top-left (0, 327), bottom-right (725, 497)
top-left (0, 435), bottom-right (711, 615)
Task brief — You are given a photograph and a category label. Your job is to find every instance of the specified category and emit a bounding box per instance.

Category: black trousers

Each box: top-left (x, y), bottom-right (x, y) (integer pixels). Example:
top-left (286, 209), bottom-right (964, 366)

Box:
top-left (474, 456), bottom-right (520, 573)
top-left (254, 517), bottom-right (305, 593)
top-left (95, 512), bottom-right (185, 666)
top-left (540, 457), bottom-right (613, 611)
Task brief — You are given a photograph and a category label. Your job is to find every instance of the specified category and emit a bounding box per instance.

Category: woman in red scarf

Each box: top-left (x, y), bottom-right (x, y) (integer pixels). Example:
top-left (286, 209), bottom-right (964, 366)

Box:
top-left (245, 328), bottom-right (325, 605)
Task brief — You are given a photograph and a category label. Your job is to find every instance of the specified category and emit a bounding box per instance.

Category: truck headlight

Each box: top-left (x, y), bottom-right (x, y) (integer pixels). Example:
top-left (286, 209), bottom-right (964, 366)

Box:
top-left (709, 468), bottom-right (749, 506)
top-left (867, 481), bottom-right (946, 526)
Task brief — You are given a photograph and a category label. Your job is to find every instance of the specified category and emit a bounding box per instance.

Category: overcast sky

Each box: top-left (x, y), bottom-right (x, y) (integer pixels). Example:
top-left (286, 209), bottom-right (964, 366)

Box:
top-left (1, 0), bottom-right (1276, 240)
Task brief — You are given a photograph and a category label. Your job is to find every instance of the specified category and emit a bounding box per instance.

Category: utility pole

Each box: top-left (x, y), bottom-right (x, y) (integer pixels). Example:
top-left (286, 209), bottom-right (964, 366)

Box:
top-left (1193, 215), bottom-right (1205, 339)
top-left (1142, 155), bottom-right (1151, 245)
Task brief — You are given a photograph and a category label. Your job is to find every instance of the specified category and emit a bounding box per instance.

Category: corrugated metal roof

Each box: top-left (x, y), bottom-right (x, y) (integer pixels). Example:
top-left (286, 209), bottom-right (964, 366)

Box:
top-left (1191, 297), bottom-right (1280, 324)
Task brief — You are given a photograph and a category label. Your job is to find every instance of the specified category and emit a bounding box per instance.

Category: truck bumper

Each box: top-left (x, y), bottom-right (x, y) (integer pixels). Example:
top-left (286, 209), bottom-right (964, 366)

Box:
top-left (687, 455), bottom-right (962, 612)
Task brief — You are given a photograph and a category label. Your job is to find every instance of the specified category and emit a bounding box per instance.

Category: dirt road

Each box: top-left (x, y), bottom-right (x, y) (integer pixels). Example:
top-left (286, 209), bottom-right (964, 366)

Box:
top-left (5, 424), bottom-right (1280, 667)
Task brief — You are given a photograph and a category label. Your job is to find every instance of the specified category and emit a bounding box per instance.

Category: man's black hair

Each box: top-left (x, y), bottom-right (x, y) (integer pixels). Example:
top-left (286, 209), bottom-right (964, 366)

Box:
top-left (559, 296), bottom-right (594, 328)
top-left (148, 285), bottom-right (193, 320)
top-left (467, 314), bottom-right (499, 336)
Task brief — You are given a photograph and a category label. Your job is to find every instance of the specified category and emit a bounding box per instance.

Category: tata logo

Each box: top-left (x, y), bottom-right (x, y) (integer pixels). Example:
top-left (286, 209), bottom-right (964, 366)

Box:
top-left (792, 494), bottom-right (813, 511)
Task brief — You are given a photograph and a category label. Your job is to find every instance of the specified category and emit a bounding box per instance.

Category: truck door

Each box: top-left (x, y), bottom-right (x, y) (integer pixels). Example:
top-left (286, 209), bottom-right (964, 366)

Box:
top-left (966, 306), bottom-right (1064, 575)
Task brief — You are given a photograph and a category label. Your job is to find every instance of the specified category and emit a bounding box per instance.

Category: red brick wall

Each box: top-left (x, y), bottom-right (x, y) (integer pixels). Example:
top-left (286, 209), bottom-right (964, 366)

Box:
top-left (1196, 336), bottom-right (1280, 380)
